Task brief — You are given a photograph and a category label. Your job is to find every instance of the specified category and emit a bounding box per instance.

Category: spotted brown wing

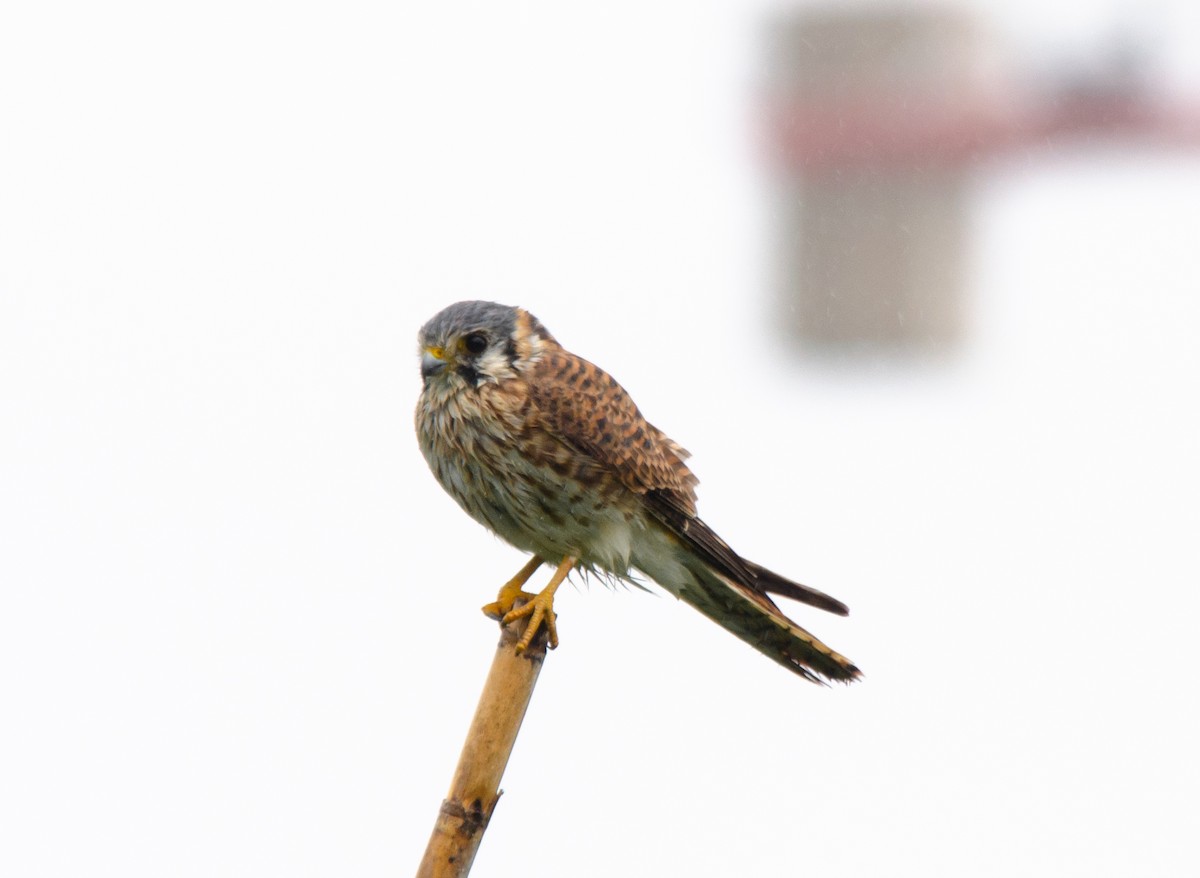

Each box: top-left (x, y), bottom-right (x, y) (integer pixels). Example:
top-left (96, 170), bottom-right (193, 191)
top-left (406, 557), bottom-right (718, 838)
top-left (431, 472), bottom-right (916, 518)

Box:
top-left (525, 349), bottom-right (759, 586)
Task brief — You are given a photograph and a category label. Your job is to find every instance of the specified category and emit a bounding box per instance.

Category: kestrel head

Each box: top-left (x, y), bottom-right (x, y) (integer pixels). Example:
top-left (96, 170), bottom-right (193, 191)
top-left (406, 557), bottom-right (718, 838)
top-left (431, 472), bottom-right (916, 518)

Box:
top-left (418, 300), bottom-right (556, 389)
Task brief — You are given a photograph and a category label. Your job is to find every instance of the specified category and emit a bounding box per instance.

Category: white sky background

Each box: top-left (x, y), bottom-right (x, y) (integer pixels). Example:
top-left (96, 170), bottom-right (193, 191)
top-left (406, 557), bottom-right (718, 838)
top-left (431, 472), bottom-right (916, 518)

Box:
top-left (2, 1), bottom-right (1198, 876)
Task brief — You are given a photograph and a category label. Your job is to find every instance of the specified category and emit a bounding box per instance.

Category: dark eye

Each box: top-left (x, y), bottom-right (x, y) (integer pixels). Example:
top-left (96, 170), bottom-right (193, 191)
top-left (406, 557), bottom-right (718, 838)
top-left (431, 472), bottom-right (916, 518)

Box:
top-left (463, 333), bottom-right (488, 355)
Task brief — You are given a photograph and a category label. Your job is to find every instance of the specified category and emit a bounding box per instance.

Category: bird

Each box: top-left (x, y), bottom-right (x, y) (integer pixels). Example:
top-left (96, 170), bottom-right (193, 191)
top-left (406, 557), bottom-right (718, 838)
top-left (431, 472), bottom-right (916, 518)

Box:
top-left (414, 300), bottom-right (860, 684)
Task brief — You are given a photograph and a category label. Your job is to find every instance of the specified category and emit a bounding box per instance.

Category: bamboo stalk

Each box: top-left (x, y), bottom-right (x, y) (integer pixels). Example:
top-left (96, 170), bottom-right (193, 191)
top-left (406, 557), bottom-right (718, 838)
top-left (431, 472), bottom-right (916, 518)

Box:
top-left (416, 605), bottom-right (550, 878)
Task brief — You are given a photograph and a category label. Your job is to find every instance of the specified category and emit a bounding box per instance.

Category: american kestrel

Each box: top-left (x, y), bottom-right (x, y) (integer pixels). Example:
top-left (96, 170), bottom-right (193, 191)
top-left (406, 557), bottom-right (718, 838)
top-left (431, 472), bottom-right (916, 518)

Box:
top-left (415, 301), bottom-right (859, 684)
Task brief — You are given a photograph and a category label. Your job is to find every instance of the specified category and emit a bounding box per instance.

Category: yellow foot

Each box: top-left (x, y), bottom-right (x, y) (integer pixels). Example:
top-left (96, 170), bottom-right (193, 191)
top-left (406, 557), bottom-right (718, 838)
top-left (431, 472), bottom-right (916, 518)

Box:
top-left (481, 589), bottom-right (538, 621)
top-left (503, 589), bottom-right (560, 652)
top-left (493, 555), bottom-right (576, 653)
top-left (481, 556), bottom-right (544, 621)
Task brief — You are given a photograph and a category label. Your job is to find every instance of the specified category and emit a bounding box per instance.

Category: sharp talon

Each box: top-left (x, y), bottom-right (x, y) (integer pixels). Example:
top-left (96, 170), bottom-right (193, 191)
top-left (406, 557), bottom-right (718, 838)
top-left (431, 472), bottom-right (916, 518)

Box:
top-left (504, 594), bottom-right (558, 652)
top-left (483, 590), bottom-right (538, 622)
top-left (484, 557), bottom-right (545, 624)
top-left (500, 601), bottom-right (532, 629)
top-left (487, 555), bottom-right (574, 653)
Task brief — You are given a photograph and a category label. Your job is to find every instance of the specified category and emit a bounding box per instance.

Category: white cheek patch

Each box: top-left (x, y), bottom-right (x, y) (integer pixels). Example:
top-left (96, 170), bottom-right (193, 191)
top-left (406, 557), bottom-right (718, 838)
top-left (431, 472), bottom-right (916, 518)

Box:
top-left (524, 333), bottom-right (546, 361)
top-left (475, 346), bottom-right (513, 382)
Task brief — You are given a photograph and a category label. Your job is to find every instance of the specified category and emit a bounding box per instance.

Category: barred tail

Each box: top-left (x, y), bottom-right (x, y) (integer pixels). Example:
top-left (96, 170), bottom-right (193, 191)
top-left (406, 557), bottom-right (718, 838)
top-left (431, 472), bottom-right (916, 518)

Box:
top-left (680, 561), bottom-right (861, 685)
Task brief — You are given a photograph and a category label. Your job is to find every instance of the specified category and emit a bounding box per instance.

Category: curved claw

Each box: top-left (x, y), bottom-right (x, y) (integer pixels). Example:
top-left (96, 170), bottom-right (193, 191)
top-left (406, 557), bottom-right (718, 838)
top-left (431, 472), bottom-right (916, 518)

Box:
top-left (481, 590), bottom-right (538, 621)
top-left (481, 556), bottom-right (545, 621)
top-left (486, 555), bottom-right (576, 654)
top-left (503, 593), bottom-right (559, 652)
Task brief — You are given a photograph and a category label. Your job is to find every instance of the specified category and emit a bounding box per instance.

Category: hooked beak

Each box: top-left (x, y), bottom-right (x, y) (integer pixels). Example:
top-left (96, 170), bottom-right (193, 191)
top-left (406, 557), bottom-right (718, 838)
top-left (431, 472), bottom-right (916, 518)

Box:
top-left (421, 346), bottom-right (450, 378)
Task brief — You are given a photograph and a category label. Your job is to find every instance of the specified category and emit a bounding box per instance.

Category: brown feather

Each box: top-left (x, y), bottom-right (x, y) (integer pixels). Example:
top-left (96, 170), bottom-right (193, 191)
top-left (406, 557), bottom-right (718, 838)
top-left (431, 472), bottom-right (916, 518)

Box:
top-left (741, 560), bottom-right (850, 616)
top-left (683, 565), bottom-right (861, 683)
top-left (525, 348), bottom-right (698, 508)
top-left (416, 301), bottom-right (859, 684)
top-left (524, 346), bottom-right (852, 618)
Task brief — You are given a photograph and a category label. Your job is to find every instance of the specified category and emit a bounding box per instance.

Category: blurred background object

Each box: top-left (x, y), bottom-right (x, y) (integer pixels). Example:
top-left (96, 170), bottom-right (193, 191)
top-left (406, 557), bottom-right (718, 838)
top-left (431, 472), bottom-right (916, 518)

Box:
top-left (765, 4), bottom-right (1200, 356)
